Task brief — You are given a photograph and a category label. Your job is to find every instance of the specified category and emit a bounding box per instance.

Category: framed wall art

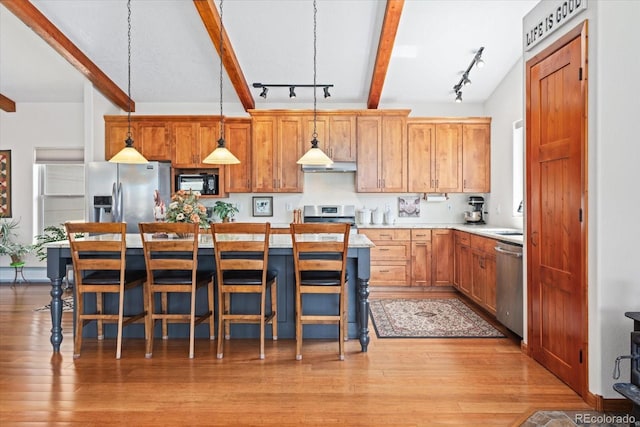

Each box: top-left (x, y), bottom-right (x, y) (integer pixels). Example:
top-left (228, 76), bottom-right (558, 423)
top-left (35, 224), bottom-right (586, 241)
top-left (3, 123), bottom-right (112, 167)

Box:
top-left (252, 196), bottom-right (273, 217)
top-left (0, 150), bottom-right (11, 217)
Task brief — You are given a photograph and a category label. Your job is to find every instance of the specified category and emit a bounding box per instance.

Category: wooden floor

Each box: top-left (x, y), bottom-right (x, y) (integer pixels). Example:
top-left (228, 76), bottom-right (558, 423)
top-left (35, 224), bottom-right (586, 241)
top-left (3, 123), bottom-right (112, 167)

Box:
top-left (0, 284), bottom-right (590, 426)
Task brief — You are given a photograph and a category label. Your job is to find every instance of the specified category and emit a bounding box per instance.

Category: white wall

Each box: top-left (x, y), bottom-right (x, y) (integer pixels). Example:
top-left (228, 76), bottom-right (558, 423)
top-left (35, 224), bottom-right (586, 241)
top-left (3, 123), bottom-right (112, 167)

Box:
top-left (0, 102), bottom-right (84, 280)
top-left (522, 0), bottom-right (640, 399)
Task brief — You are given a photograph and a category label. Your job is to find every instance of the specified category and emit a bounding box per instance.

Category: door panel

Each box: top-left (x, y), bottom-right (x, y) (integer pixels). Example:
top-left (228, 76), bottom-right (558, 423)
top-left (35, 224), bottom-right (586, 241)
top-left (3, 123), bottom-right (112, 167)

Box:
top-left (527, 34), bottom-right (586, 395)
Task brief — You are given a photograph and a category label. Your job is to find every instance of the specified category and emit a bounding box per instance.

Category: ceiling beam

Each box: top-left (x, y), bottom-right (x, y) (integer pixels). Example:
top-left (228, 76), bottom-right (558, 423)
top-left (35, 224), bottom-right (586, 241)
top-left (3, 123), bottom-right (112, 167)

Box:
top-left (193, 0), bottom-right (255, 111)
top-left (0, 0), bottom-right (134, 112)
top-left (0, 94), bottom-right (16, 112)
top-left (367, 0), bottom-right (404, 110)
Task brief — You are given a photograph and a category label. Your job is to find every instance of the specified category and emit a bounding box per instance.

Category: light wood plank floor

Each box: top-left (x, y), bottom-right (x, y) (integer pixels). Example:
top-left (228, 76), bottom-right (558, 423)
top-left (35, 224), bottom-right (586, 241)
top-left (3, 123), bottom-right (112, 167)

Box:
top-left (0, 284), bottom-right (590, 426)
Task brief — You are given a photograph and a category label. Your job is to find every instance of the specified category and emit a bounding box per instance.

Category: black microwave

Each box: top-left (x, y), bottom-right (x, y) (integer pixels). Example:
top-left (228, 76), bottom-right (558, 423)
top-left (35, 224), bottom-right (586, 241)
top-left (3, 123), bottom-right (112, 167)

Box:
top-left (176, 173), bottom-right (219, 195)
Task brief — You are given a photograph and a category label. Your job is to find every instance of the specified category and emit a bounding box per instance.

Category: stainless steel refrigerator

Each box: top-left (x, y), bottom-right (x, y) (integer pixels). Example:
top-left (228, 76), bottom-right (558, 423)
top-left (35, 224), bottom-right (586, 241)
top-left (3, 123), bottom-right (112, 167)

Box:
top-left (87, 162), bottom-right (171, 233)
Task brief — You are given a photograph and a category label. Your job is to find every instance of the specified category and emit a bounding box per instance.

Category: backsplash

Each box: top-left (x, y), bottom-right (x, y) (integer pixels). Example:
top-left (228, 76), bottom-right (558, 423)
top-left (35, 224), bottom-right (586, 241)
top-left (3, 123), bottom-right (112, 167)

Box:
top-left (201, 173), bottom-right (486, 225)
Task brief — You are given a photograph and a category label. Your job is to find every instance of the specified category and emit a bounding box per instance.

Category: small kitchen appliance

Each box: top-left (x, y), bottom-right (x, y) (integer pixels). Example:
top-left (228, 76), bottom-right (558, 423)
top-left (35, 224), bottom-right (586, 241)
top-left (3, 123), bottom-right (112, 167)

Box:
top-left (464, 196), bottom-right (485, 224)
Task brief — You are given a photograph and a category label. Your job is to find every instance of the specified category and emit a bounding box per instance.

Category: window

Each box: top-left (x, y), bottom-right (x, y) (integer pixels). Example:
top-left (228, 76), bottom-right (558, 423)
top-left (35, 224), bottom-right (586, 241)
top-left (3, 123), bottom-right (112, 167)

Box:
top-left (33, 148), bottom-right (85, 238)
top-left (512, 120), bottom-right (524, 217)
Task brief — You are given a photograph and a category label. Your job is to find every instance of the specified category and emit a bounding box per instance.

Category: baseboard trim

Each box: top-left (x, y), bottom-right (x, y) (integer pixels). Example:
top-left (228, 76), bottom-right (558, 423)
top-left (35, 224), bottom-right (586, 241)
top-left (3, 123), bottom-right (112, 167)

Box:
top-left (587, 392), bottom-right (632, 413)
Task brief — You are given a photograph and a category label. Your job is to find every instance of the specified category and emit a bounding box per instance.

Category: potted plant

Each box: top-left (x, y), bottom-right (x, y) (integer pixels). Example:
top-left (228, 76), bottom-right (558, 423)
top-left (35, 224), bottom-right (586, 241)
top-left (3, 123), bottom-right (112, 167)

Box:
top-left (212, 201), bottom-right (239, 222)
top-left (0, 218), bottom-right (33, 264)
top-left (33, 224), bottom-right (68, 261)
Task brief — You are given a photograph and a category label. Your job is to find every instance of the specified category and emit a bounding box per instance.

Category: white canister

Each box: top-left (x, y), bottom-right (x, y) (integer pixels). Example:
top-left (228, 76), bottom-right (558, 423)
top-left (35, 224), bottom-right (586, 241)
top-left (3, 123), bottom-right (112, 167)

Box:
top-left (371, 208), bottom-right (384, 225)
top-left (357, 208), bottom-right (371, 225)
top-left (384, 209), bottom-right (396, 225)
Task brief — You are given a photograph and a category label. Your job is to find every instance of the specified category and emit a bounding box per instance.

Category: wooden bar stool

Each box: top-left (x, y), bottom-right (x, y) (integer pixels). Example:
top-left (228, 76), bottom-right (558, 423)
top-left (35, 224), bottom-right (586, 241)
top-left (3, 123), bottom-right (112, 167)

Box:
top-left (211, 222), bottom-right (277, 360)
top-left (139, 222), bottom-right (214, 359)
top-left (290, 223), bottom-right (350, 361)
top-left (65, 222), bottom-right (146, 359)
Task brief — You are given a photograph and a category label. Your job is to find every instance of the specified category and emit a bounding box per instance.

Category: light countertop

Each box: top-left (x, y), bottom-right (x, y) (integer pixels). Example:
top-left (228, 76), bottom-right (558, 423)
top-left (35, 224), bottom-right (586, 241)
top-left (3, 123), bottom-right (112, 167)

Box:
top-left (357, 223), bottom-right (524, 245)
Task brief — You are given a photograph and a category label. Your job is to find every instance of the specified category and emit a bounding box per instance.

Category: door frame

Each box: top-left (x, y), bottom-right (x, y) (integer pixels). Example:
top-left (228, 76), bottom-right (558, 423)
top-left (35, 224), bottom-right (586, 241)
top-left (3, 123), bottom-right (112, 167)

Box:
top-left (525, 20), bottom-right (589, 399)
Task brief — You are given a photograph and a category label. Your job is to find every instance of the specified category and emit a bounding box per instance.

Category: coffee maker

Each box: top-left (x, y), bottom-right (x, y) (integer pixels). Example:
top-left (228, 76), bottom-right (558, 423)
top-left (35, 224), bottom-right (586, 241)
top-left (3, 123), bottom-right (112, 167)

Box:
top-left (464, 196), bottom-right (485, 224)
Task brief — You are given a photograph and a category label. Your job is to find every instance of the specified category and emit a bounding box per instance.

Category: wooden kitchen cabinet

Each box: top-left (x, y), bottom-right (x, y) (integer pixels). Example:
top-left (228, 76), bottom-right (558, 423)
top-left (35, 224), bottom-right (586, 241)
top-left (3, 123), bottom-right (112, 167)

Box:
top-left (356, 111), bottom-right (409, 192)
top-left (462, 123), bottom-right (491, 193)
top-left (411, 229), bottom-right (432, 286)
top-left (170, 120), bottom-right (219, 168)
top-left (455, 232), bottom-right (497, 315)
top-left (359, 229), bottom-right (411, 286)
top-left (223, 118), bottom-right (252, 193)
top-left (250, 112), bottom-right (303, 193)
top-left (302, 113), bottom-right (357, 162)
top-left (105, 116), bottom-right (171, 161)
top-left (432, 229), bottom-right (453, 286)
top-left (407, 118), bottom-right (491, 194)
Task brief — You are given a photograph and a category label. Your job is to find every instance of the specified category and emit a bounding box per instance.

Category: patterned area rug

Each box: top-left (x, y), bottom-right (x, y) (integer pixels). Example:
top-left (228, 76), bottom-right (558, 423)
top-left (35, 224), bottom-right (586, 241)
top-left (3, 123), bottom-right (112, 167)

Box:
top-left (519, 410), bottom-right (637, 426)
top-left (369, 298), bottom-right (505, 338)
top-left (34, 295), bottom-right (73, 312)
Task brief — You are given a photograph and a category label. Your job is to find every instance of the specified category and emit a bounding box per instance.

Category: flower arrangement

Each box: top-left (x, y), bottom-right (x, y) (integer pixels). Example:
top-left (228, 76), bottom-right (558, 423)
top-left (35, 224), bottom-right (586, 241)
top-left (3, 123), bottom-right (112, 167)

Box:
top-left (165, 190), bottom-right (209, 226)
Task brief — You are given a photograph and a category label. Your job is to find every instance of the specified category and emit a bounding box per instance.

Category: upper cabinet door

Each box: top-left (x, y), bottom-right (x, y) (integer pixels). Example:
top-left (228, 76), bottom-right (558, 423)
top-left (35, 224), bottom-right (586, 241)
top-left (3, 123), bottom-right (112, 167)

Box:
top-left (356, 116), bottom-right (382, 192)
top-left (407, 122), bottom-right (436, 193)
top-left (277, 116), bottom-right (303, 192)
top-left (171, 122), bottom-right (198, 167)
top-left (434, 123), bottom-right (463, 192)
top-left (251, 116), bottom-right (277, 192)
top-left (380, 115), bottom-right (407, 192)
top-left (138, 122), bottom-right (170, 161)
top-left (224, 119), bottom-right (252, 193)
top-left (327, 115), bottom-right (357, 161)
top-left (105, 120), bottom-right (137, 161)
top-left (462, 123), bottom-right (491, 193)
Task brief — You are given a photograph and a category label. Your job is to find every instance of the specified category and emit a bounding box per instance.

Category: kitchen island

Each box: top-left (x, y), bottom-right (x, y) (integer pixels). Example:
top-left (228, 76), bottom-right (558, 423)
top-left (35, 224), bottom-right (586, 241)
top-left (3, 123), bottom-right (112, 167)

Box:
top-left (46, 233), bottom-right (374, 353)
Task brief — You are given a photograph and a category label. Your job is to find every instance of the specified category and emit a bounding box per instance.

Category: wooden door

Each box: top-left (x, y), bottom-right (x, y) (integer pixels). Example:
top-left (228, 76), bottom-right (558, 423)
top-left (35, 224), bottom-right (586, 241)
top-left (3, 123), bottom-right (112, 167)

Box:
top-left (527, 33), bottom-right (586, 395)
top-left (251, 116), bottom-right (277, 192)
top-left (380, 116), bottom-right (407, 192)
top-left (138, 122), bottom-right (170, 161)
top-left (224, 119), bottom-right (251, 193)
top-left (458, 243), bottom-right (472, 294)
top-left (356, 117), bottom-right (382, 192)
top-left (471, 251), bottom-right (485, 304)
top-left (407, 122), bottom-right (436, 193)
top-left (328, 115), bottom-right (356, 161)
top-left (431, 229), bottom-right (453, 286)
top-left (434, 124), bottom-right (462, 192)
top-left (197, 122), bottom-right (219, 167)
top-left (277, 116), bottom-right (303, 192)
top-left (172, 122), bottom-right (198, 167)
top-left (462, 123), bottom-right (490, 193)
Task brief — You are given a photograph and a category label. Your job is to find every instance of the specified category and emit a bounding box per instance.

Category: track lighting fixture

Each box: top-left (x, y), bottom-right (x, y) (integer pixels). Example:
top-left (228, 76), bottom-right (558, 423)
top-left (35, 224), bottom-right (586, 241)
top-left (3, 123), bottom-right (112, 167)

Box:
top-left (451, 46), bottom-right (484, 103)
top-left (252, 83), bottom-right (334, 100)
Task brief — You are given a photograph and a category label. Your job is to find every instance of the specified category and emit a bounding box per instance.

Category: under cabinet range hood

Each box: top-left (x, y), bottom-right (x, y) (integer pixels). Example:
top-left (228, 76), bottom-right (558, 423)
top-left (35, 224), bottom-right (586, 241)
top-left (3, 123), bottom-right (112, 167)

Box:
top-left (301, 161), bottom-right (357, 173)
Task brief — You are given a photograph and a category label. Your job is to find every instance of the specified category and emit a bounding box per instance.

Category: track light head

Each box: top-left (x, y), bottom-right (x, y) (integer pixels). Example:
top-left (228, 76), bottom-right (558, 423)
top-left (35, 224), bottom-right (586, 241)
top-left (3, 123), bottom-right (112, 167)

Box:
top-left (289, 86), bottom-right (296, 98)
top-left (323, 86), bottom-right (331, 98)
top-left (462, 73), bottom-right (471, 86)
top-left (455, 91), bottom-right (462, 103)
top-left (476, 58), bottom-right (485, 68)
top-left (260, 87), bottom-right (268, 98)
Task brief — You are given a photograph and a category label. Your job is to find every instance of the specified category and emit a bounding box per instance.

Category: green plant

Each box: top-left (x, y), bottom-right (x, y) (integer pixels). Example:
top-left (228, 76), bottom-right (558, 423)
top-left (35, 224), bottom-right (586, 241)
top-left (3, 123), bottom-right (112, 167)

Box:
top-left (212, 201), bottom-right (239, 222)
top-left (0, 217), bottom-right (33, 263)
top-left (33, 224), bottom-right (68, 262)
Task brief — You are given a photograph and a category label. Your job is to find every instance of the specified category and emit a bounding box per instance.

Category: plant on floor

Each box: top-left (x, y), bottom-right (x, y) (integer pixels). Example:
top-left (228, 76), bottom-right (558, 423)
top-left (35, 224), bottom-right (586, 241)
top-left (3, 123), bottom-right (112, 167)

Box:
top-left (212, 201), bottom-right (239, 222)
top-left (0, 217), bottom-right (33, 264)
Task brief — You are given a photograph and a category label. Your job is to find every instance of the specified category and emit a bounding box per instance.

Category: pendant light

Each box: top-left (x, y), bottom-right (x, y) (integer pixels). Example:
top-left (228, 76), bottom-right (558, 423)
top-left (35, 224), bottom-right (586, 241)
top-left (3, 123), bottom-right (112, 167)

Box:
top-left (203, 0), bottom-right (240, 165)
top-left (109, 0), bottom-right (148, 164)
top-left (297, 0), bottom-right (333, 166)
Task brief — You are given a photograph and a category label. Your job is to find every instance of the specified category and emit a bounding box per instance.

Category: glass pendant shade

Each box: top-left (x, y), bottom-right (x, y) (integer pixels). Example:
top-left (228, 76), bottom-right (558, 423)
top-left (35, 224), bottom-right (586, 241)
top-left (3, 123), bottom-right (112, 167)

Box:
top-left (203, 138), bottom-right (240, 164)
top-left (109, 136), bottom-right (148, 164)
top-left (297, 139), bottom-right (333, 166)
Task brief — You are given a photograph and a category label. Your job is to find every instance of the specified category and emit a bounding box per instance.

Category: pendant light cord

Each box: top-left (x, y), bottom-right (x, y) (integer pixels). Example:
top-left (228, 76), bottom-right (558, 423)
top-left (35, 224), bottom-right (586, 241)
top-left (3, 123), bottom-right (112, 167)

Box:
top-left (126, 0), bottom-right (132, 143)
top-left (312, 0), bottom-right (317, 140)
top-left (219, 0), bottom-right (225, 144)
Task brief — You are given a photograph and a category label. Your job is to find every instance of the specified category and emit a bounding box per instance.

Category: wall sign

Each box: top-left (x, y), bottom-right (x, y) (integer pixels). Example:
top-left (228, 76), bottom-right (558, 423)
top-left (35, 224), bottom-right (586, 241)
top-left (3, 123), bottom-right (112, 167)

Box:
top-left (523, 0), bottom-right (588, 51)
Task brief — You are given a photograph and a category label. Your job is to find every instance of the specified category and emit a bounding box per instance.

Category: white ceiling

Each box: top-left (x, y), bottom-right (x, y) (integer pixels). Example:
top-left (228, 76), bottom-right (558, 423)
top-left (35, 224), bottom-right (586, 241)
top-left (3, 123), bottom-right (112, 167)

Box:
top-left (0, 0), bottom-right (539, 109)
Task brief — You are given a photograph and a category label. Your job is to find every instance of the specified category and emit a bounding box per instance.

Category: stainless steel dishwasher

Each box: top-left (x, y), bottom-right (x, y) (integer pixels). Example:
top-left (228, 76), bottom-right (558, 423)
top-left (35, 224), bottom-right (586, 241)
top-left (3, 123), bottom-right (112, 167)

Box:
top-left (495, 241), bottom-right (523, 337)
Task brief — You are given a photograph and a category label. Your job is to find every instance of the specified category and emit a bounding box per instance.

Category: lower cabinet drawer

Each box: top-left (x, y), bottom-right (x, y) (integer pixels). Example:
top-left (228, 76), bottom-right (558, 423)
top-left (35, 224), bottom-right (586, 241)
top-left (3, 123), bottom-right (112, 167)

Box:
top-left (371, 244), bottom-right (410, 260)
top-left (370, 262), bottom-right (410, 286)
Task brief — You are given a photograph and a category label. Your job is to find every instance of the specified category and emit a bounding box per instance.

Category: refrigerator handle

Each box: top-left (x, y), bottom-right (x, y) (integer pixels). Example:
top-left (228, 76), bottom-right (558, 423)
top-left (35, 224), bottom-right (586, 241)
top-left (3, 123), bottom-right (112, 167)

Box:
top-left (111, 182), bottom-right (119, 222)
top-left (117, 182), bottom-right (123, 223)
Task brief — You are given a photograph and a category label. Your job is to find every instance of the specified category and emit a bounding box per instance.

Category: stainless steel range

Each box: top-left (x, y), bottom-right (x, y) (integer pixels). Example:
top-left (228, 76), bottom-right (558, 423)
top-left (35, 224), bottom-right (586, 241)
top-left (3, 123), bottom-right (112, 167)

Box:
top-left (303, 205), bottom-right (357, 233)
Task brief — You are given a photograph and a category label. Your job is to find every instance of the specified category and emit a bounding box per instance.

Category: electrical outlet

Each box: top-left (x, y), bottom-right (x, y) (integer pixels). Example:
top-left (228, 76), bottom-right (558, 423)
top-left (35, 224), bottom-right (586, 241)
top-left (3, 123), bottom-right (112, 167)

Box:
top-left (285, 203), bottom-right (293, 211)
top-left (447, 204), bottom-right (452, 211)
